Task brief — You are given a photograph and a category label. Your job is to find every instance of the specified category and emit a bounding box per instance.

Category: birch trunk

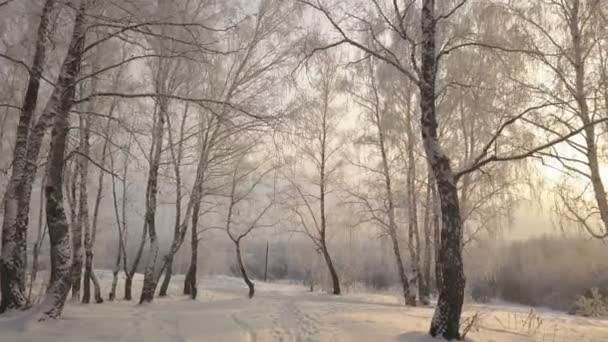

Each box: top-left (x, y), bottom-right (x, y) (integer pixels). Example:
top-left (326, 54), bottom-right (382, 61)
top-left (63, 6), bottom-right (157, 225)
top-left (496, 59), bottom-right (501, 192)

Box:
top-left (184, 193), bottom-right (201, 299)
top-left (27, 180), bottom-right (47, 305)
top-left (184, 118), bottom-right (217, 299)
top-left (405, 95), bottom-right (428, 305)
top-left (569, 1), bottom-right (608, 233)
top-left (159, 104), bottom-right (189, 297)
top-left (0, 0), bottom-right (56, 312)
top-left (370, 80), bottom-right (414, 305)
top-left (39, 1), bottom-right (87, 319)
top-left (320, 106), bottom-right (340, 296)
top-left (420, 1), bottom-right (465, 338)
top-left (139, 101), bottom-right (166, 304)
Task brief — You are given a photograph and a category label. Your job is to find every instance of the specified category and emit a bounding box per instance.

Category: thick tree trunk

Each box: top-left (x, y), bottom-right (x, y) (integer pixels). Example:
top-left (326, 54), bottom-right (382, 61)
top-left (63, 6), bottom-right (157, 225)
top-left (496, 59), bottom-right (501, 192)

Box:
top-left (184, 224), bottom-right (198, 299)
top-left (420, 1), bottom-right (465, 339)
top-left (0, 0), bottom-right (56, 313)
top-left (124, 276), bottom-right (133, 301)
top-left (158, 257), bottom-right (172, 297)
top-left (82, 253), bottom-right (93, 303)
top-left (235, 243), bottom-right (254, 298)
top-left (39, 3), bottom-right (87, 319)
top-left (42, 178), bottom-right (72, 320)
top-left (139, 216), bottom-right (160, 304)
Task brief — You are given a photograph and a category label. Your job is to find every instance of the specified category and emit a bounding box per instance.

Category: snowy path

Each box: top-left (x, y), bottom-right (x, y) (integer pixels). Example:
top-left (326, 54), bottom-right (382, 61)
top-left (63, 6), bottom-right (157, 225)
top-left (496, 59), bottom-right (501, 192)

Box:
top-left (1, 274), bottom-right (607, 341)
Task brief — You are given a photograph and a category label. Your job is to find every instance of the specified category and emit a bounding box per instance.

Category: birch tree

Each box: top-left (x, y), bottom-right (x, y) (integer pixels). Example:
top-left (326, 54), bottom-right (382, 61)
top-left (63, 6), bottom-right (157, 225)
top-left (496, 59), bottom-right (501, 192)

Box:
top-left (223, 151), bottom-right (276, 298)
top-left (348, 59), bottom-right (416, 305)
top-left (39, 0), bottom-right (87, 320)
top-left (503, 0), bottom-right (608, 240)
top-left (287, 51), bottom-right (345, 295)
top-left (0, 0), bottom-right (56, 312)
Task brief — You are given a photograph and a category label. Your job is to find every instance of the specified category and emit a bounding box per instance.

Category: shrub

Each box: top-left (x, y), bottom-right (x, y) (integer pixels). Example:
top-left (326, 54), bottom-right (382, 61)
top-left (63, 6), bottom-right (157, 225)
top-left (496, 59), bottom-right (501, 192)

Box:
top-left (572, 287), bottom-right (608, 318)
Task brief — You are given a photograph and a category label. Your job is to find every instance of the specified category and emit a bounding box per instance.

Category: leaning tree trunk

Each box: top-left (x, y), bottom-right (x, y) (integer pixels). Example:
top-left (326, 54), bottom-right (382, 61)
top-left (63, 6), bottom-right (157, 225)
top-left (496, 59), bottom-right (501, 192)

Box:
top-left (139, 101), bottom-right (166, 304)
top-left (320, 242), bottom-right (340, 296)
top-left (319, 153), bottom-right (340, 295)
top-left (420, 1), bottom-right (465, 339)
top-left (158, 260), bottom-right (173, 297)
top-left (126, 221), bottom-right (146, 301)
top-left (235, 242), bottom-right (255, 298)
top-left (39, 3), bottom-right (87, 319)
top-left (388, 227), bottom-right (415, 305)
top-left (0, 0), bottom-right (56, 313)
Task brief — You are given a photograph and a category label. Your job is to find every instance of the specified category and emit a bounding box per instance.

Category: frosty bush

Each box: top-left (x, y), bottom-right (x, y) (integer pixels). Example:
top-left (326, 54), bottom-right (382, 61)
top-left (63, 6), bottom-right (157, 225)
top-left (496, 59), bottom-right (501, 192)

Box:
top-left (572, 288), bottom-right (608, 318)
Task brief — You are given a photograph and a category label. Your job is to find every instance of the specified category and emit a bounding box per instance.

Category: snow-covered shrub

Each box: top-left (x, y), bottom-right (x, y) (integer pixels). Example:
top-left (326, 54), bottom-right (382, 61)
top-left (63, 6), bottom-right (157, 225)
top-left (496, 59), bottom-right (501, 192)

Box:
top-left (572, 288), bottom-right (608, 318)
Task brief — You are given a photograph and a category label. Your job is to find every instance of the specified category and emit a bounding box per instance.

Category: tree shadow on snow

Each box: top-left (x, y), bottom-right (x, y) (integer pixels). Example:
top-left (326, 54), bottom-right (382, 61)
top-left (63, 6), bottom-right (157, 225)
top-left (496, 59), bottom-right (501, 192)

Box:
top-left (396, 332), bottom-right (475, 342)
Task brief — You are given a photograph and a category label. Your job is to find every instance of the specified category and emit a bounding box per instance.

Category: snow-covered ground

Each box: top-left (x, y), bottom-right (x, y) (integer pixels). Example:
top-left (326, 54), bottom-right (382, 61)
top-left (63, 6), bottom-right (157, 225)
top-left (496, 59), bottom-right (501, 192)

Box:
top-left (1, 271), bottom-right (607, 341)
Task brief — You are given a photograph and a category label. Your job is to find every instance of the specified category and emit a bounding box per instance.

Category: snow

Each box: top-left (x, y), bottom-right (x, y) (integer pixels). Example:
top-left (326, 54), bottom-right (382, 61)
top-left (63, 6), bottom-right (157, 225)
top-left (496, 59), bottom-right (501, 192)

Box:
top-left (1, 271), bottom-right (607, 341)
